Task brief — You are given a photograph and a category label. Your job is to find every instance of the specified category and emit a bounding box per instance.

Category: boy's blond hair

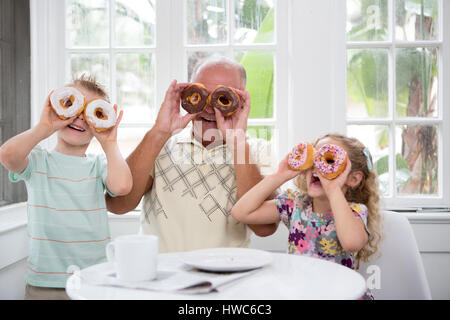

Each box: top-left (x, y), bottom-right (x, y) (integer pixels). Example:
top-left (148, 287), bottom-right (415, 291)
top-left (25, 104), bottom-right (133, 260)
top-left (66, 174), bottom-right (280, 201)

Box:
top-left (295, 133), bottom-right (383, 269)
top-left (69, 74), bottom-right (110, 102)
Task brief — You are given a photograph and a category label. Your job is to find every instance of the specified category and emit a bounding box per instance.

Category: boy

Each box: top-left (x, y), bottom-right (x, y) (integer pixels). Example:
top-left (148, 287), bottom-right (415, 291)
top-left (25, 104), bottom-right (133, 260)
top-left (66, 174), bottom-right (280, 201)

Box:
top-left (0, 76), bottom-right (133, 299)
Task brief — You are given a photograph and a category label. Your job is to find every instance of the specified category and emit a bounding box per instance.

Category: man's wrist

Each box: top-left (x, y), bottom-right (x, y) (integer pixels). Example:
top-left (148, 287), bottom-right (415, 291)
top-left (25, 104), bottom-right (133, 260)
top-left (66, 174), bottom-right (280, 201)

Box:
top-left (149, 126), bottom-right (172, 143)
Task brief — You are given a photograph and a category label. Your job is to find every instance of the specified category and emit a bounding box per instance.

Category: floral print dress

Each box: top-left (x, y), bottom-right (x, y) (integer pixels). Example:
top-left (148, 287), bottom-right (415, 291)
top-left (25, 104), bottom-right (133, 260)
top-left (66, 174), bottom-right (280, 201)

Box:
top-left (275, 189), bottom-right (374, 300)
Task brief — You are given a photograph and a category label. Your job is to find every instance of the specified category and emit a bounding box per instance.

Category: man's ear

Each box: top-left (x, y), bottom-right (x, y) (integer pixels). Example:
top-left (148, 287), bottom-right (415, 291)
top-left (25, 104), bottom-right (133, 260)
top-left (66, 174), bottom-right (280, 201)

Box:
top-left (346, 170), bottom-right (364, 188)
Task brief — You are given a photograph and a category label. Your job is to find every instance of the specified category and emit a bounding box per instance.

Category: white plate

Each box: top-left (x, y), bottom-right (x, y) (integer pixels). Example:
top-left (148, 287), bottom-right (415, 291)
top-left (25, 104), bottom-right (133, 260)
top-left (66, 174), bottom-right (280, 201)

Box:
top-left (180, 248), bottom-right (273, 272)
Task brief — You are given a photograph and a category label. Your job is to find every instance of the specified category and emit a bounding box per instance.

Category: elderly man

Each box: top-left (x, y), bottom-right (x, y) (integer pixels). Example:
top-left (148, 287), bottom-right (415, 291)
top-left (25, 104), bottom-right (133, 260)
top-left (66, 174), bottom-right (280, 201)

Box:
top-left (106, 57), bottom-right (277, 252)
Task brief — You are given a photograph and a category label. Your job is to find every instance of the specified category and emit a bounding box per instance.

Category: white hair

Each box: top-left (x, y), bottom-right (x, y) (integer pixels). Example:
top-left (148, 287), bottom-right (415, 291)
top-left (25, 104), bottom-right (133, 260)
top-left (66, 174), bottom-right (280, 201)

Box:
top-left (191, 56), bottom-right (247, 87)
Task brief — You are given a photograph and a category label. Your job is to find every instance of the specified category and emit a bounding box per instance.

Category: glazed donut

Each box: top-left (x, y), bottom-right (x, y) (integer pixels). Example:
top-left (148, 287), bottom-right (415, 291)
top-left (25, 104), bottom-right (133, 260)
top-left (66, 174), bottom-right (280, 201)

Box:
top-left (84, 99), bottom-right (117, 132)
top-left (288, 142), bottom-right (315, 171)
top-left (181, 83), bottom-right (209, 114)
top-left (50, 87), bottom-right (86, 120)
top-left (209, 85), bottom-right (240, 117)
top-left (314, 144), bottom-right (348, 180)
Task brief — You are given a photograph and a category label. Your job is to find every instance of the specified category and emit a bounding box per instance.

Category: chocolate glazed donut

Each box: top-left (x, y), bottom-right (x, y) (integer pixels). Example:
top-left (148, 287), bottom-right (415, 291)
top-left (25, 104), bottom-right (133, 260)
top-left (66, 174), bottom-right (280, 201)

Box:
top-left (209, 85), bottom-right (241, 117)
top-left (181, 83), bottom-right (209, 114)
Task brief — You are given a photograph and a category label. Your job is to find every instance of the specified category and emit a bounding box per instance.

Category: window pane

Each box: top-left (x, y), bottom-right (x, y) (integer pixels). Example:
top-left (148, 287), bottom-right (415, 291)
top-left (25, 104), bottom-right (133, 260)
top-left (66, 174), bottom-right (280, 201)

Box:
top-left (347, 125), bottom-right (390, 196)
top-left (87, 127), bottom-right (149, 157)
top-left (396, 47), bottom-right (438, 118)
top-left (396, 125), bottom-right (438, 195)
top-left (187, 0), bottom-right (228, 45)
top-left (247, 126), bottom-right (273, 142)
top-left (234, 0), bottom-right (274, 44)
top-left (67, 0), bottom-right (109, 47)
top-left (187, 51), bottom-right (227, 81)
top-left (247, 126), bottom-right (274, 169)
top-left (235, 50), bottom-right (274, 119)
top-left (347, 49), bottom-right (389, 118)
top-left (115, 0), bottom-right (156, 47)
top-left (71, 53), bottom-right (110, 90)
top-left (395, 0), bottom-right (438, 41)
top-left (346, 0), bottom-right (388, 41)
top-left (116, 53), bottom-right (156, 124)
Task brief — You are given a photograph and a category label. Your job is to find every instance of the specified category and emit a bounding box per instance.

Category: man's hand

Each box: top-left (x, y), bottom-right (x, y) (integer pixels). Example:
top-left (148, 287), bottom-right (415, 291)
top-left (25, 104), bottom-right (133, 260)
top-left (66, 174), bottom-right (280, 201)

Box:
top-left (214, 88), bottom-right (250, 147)
top-left (37, 91), bottom-right (76, 138)
top-left (153, 80), bottom-right (197, 138)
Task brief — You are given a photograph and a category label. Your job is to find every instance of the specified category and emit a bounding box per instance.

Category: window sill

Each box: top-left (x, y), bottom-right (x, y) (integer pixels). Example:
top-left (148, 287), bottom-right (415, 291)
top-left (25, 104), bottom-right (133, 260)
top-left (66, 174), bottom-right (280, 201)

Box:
top-left (0, 203), bottom-right (28, 235)
top-left (0, 203), bottom-right (449, 235)
top-left (0, 202), bottom-right (141, 235)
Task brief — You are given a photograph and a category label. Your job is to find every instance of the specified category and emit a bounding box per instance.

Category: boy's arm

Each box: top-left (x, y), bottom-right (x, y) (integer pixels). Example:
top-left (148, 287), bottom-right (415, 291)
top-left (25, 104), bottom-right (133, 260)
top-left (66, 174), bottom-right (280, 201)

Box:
top-left (0, 92), bottom-right (75, 173)
top-left (90, 109), bottom-right (133, 197)
top-left (103, 142), bottom-right (133, 196)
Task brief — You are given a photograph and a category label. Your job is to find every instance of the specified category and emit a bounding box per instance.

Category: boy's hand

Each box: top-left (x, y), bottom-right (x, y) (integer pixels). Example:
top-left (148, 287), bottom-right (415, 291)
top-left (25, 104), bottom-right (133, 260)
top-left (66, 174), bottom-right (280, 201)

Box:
top-left (37, 91), bottom-right (76, 137)
top-left (275, 154), bottom-right (301, 181)
top-left (89, 105), bottom-right (123, 148)
top-left (317, 159), bottom-right (352, 194)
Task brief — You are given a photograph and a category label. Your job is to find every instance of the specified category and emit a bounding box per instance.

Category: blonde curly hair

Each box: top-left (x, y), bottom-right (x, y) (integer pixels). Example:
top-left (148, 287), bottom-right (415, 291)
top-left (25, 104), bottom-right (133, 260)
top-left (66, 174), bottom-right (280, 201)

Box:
top-left (294, 133), bottom-right (383, 269)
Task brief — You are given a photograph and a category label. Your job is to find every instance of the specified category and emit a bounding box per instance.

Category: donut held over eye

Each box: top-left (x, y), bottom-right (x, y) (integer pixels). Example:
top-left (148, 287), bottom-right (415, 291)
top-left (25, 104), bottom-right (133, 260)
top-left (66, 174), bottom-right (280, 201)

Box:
top-left (209, 85), bottom-right (241, 117)
top-left (50, 87), bottom-right (86, 120)
top-left (181, 83), bottom-right (209, 114)
top-left (288, 142), bottom-right (315, 171)
top-left (84, 99), bottom-right (117, 132)
top-left (314, 144), bottom-right (348, 180)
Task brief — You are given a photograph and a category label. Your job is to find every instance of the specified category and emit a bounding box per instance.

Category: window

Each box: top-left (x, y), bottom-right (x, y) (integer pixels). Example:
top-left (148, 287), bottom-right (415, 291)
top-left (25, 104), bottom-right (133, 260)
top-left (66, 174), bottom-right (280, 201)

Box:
top-left (0, 0), bottom-right (31, 206)
top-left (66, 0), bottom-right (157, 156)
top-left (184, 0), bottom-right (278, 154)
top-left (60, 0), bottom-right (286, 160)
top-left (346, 0), bottom-right (448, 208)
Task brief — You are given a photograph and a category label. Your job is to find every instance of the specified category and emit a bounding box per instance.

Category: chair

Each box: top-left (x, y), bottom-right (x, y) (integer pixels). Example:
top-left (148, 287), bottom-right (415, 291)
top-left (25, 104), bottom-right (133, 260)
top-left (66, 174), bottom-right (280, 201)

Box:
top-left (357, 211), bottom-right (432, 300)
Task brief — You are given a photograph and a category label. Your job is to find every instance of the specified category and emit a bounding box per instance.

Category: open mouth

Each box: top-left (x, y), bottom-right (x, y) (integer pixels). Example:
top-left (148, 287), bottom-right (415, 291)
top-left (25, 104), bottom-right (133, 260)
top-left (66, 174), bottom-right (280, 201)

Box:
top-left (68, 124), bottom-right (86, 133)
top-left (201, 116), bottom-right (216, 123)
top-left (310, 173), bottom-right (322, 187)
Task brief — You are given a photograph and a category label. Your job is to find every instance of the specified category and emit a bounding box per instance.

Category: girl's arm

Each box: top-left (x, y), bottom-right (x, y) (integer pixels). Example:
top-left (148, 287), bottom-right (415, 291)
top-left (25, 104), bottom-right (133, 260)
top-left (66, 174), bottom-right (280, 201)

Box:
top-left (0, 92), bottom-right (75, 173)
top-left (231, 155), bottom-right (299, 225)
top-left (91, 109), bottom-right (133, 197)
top-left (318, 162), bottom-right (368, 253)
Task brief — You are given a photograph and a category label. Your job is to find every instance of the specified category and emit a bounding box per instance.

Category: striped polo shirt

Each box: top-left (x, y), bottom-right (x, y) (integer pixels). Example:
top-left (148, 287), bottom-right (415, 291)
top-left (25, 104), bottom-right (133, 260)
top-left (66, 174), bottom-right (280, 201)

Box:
top-left (9, 147), bottom-right (114, 288)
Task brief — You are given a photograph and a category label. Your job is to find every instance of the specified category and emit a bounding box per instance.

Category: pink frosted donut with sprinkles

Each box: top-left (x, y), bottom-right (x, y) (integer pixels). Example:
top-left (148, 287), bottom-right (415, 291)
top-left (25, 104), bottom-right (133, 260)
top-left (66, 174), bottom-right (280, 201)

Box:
top-left (314, 144), bottom-right (348, 179)
top-left (288, 142), bottom-right (315, 171)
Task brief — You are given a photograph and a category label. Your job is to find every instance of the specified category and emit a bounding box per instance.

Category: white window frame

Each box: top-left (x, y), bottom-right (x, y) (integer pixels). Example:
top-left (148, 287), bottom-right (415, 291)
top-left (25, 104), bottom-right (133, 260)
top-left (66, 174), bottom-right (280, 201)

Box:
top-left (344, 0), bottom-right (450, 209)
top-left (30, 0), bottom-right (289, 158)
top-left (29, 0), bottom-right (449, 209)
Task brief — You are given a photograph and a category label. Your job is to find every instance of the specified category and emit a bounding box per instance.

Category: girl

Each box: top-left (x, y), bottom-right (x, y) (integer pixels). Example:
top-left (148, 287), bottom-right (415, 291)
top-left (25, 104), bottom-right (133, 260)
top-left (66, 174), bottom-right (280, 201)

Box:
top-left (231, 133), bottom-right (382, 300)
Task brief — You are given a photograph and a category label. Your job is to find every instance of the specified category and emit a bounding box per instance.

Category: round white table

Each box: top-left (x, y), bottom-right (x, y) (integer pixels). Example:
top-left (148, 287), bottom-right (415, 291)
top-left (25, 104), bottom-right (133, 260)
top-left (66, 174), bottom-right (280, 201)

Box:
top-left (66, 252), bottom-right (366, 300)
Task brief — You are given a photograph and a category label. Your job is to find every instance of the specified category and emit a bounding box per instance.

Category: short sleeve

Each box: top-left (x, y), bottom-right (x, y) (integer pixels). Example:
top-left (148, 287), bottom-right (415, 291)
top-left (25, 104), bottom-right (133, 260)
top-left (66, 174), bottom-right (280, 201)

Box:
top-left (9, 148), bottom-right (41, 182)
top-left (275, 189), bottom-right (298, 229)
top-left (350, 203), bottom-right (370, 238)
top-left (98, 155), bottom-right (116, 198)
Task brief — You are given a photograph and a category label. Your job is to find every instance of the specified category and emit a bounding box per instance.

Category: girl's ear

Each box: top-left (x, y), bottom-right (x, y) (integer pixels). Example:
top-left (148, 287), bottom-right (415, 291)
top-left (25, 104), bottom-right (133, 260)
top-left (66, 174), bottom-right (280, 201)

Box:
top-left (346, 170), bottom-right (364, 188)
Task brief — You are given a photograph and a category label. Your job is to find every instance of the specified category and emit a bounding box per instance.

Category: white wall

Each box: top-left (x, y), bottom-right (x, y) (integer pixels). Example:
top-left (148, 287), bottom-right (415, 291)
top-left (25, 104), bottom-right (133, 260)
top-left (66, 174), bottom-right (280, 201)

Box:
top-left (1, 204), bottom-right (449, 300)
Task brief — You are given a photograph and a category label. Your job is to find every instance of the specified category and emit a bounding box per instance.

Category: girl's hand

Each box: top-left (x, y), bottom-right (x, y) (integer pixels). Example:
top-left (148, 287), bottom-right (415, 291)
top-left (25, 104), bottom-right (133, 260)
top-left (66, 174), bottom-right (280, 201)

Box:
top-left (317, 159), bottom-right (352, 194)
top-left (90, 106), bottom-right (123, 148)
top-left (275, 154), bottom-right (301, 181)
top-left (38, 91), bottom-right (76, 137)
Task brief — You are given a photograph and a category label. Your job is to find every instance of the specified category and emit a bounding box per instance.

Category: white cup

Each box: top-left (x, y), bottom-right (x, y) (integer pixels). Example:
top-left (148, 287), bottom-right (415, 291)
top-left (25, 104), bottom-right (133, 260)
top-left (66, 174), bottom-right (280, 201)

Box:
top-left (106, 235), bottom-right (158, 282)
